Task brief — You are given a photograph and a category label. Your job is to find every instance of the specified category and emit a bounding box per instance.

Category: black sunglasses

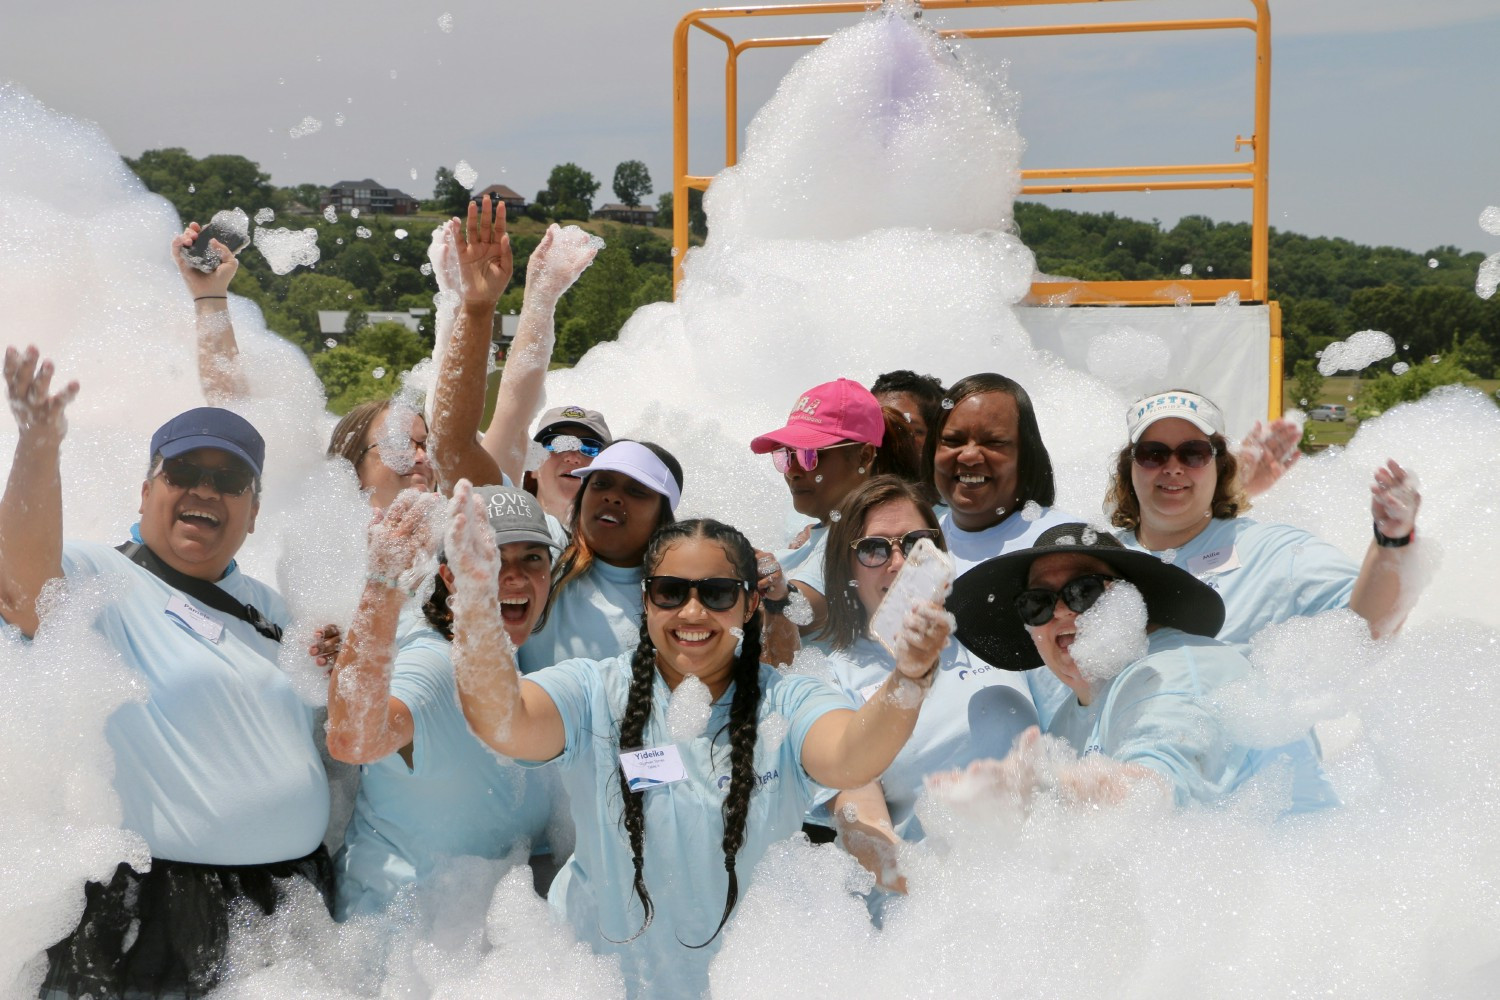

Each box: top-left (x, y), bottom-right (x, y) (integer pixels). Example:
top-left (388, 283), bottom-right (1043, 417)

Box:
top-left (1131, 439), bottom-right (1217, 470)
top-left (1014, 574), bottom-right (1118, 627)
top-left (643, 576), bottom-right (750, 612)
top-left (850, 528), bottom-right (943, 568)
top-left (157, 456), bottom-right (256, 497)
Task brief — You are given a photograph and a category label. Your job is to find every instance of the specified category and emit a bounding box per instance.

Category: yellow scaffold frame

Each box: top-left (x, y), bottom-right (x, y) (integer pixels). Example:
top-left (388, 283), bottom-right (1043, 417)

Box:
top-left (671, 0), bottom-right (1282, 418)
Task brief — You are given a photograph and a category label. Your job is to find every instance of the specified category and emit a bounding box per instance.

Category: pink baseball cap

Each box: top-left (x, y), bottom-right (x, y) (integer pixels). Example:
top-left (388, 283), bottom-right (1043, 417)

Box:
top-left (749, 378), bottom-right (886, 454)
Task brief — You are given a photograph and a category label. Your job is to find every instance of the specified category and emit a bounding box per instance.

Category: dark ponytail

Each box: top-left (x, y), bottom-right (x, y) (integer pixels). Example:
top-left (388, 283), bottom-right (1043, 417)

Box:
top-left (611, 518), bottom-right (764, 948)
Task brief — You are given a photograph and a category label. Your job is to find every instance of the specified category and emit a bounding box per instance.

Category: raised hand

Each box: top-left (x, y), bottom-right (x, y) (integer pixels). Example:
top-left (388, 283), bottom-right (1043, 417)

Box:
top-left (444, 479), bottom-right (501, 594)
top-left (1371, 459), bottom-right (1420, 540)
top-left (366, 488), bottom-right (445, 581)
top-left (893, 599), bottom-right (951, 683)
top-left (450, 195), bottom-right (513, 307)
top-left (524, 224), bottom-right (600, 303)
top-left (4, 345), bottom-right (78, 444)
top-left (754, 550), bottom-right (790, 602)
top-left (172, 221), bottom-right (239, 298)
top-left (1237, 419), bottom-right (1302, 497)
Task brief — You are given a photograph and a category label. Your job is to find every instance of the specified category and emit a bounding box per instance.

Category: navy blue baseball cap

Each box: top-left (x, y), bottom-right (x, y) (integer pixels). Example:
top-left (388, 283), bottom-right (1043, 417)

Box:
top-left (149, 407), bottom-right (266, 475)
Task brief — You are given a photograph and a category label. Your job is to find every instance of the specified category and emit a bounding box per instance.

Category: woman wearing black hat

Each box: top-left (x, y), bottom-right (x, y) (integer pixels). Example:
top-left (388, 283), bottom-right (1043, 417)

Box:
top-left (947, 523), bottom-right (1335, 811)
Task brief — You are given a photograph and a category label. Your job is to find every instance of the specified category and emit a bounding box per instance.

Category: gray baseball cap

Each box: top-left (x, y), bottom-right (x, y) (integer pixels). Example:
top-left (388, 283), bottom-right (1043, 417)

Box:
top-left (474, 485), bottom-right (558, 549)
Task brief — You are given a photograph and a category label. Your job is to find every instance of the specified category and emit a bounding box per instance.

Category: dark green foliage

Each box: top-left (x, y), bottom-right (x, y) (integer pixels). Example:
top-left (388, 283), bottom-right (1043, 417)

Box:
top-left (1013, 201), bottom-right (1496, 369)
top-left (657, 188), bottom-right (706, 239)
top-left (432, 166), bottom-right (471, 217)
top-left (535, 163), bottom-right (600, 221)
top-left (1292, 359), bottom-right (1325, 409)
top-left (124, 149), bottom-right (280, 223)
top-left (1357, 355), bottom-right (1482, 417)
top-left (612, 160), bottom-right (653, 208)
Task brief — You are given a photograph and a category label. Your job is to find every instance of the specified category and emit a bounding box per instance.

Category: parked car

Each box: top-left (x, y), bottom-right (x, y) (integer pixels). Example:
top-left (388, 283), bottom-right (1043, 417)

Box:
top-left (1307, 403), bottom-right (1347, 422)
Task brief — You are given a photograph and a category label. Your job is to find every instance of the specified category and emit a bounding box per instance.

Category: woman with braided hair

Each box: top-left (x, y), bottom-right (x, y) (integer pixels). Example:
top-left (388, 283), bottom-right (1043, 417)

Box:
top-left (442, 482), bottom-right (947, 999)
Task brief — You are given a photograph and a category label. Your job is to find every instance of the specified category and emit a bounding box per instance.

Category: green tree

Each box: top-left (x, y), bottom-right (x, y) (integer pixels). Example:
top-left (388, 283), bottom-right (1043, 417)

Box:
top-left (279, 183), bottom-right (325, 212)
top-left (555, 243), bottom-right (635, 363)
top-left (612, 160), bottom-right (653, 208)
top-left (432, 166), bottom-right (471, 217)
top-left (657, 189), bottom-right (706, 238)
top-left (124, 148), bottom-right (278, 223)
top-left (351, 322), bottom-right (430, 373)
top-left (535, 163), bottom-right (600, 222)
top-left (1292, 359), bottom-right (1325, 409)
top-left (1357, 354), bottom-right (1480, 417)
top-left (281, 274), bottom-right (364, 346)
top-left (311, 347), bottom-right (390, 414)
top-left (1454, 331), bottom-right (1496, 379)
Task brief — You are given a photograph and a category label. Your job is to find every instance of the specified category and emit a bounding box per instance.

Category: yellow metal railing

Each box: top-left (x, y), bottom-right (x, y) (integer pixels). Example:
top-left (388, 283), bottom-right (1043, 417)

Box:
top-left (675, 0), bottom-right (1272, 410)
top-left (671, 0), bottom-right (1277, 416)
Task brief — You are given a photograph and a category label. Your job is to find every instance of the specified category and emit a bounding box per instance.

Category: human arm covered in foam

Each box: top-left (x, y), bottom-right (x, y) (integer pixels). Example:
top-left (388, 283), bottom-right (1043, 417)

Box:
top-left (325, 490), bottom-right (444, 764)
top-left (172, 222), bottom-right (250, 404)
top-left (446, 479), bottom-right (567, 760)
top-left (800, 601), bottom-right (948, 789)
top-left (429, 197), bottom-right (512, 493)
top-left (479, 224), bottom-right (600, 486)
top-left (0, 346), bottom-right (78, 638)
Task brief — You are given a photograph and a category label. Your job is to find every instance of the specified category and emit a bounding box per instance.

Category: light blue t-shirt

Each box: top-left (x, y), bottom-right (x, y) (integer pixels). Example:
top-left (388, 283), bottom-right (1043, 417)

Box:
top-left (518, 560), bottom-right (643, 673)
top-left (1041, 629), bottom-right (1337, 812)
top-left (776, 522), bottom-right (829, 595)
top-left (1116, 517), bottom-right (1358, 655)
top-left (821, 637), bottom-right (1037, 840)
top-left (44, 540), bottom-right (328, 865)
top-left (940, 505), bottom-right (1079, 575)
top-left (523, 654), bottom-right (855, 1000)
top-left (333, 611), bottom-right (556, 918)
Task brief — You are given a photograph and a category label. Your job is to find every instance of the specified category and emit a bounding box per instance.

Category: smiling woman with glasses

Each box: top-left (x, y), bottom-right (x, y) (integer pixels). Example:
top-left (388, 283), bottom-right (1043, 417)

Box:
top-left (748, 378), bottom-right (921, 640)
top-left (1105, 389), bottom-right (1427, 655)
top-left (944, 521), bottom-right (1336, 814)
top-left (444, 508), bottom-right (942, 999)
top-left (810, 476), bottom-right (1039, 899)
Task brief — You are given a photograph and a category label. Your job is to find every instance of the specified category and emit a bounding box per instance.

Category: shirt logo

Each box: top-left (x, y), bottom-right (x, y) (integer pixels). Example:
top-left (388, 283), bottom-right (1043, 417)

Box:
top-left (717, 769), bottom-right (780, 789)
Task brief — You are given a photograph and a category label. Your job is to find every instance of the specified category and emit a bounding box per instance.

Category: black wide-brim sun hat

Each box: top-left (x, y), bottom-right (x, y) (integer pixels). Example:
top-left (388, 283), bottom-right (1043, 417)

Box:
top-left (947, 522), bottom-right (1226, 671)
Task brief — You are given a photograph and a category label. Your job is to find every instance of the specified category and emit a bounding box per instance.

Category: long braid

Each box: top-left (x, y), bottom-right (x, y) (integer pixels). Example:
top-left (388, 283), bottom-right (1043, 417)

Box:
top-left (608, 517), bottom-right (763, 948)
top-left (685, 603), bottom-right (763, 949)
top-left (612, 612), bottom-right (659, 941)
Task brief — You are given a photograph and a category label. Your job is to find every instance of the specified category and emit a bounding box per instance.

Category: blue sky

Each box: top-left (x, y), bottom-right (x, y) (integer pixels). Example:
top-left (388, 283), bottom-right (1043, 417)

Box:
top-left (1, 0), bottom-right (1495, 254)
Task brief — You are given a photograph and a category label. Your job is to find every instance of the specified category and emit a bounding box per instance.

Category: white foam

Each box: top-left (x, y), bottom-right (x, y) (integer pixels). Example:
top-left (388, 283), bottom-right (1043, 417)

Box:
top-left (1068, 580), bottom-right (1148, 684)
top-left (1317, 329), bottom-right (1397, 376)
top-left (253, 225), bottom-right (322, 275)
top-left (667, 673), bottom-right (714, 743)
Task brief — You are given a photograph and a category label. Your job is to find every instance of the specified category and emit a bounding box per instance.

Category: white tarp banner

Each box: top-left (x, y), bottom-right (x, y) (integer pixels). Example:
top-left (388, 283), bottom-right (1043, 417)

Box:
top-left (1015, 303), bottom-right (1273, 438)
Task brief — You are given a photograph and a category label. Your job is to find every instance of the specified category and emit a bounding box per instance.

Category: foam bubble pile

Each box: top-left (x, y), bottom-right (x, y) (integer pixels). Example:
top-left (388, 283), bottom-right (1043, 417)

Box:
top-left (3, 1), bottom-right (1500, 995)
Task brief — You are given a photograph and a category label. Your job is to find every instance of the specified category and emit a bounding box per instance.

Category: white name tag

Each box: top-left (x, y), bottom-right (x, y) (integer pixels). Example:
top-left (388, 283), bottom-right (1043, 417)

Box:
top-left (859, 681), bottom-right (884, 704)
top-left (165, 595), bottom-right (224, 644)
top-left (619, 746), bottom-right (688, 792)
top-left (1188, 544), bottom-right (1241, 577)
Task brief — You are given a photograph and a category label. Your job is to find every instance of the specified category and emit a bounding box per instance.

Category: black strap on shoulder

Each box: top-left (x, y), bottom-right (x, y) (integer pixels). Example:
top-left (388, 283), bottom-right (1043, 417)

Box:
top-left (116, 541), bottom-right (283, 643)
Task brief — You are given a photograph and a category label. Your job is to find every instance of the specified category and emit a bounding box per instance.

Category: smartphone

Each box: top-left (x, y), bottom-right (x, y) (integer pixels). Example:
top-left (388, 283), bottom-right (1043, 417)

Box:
top-left (871, 537), bottom-right (955, 658)
top-left (180, 209), bottom-right (250, 273)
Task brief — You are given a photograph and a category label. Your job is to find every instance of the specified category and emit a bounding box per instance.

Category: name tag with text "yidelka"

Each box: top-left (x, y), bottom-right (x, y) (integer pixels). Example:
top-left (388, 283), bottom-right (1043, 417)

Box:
top-left (620, 746), bottom-right (688, 792)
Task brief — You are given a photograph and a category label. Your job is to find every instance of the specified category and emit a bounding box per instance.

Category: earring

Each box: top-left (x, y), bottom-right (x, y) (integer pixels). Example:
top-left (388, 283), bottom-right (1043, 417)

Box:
top-left (857, 466), bottom-right (867, 475)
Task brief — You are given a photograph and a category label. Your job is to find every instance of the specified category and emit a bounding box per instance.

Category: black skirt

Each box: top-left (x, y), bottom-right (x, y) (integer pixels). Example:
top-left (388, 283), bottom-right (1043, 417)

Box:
top-left (41, 847), bottom-right (332, 999)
